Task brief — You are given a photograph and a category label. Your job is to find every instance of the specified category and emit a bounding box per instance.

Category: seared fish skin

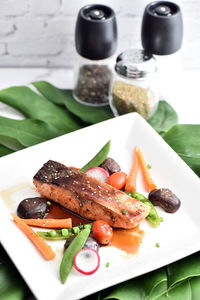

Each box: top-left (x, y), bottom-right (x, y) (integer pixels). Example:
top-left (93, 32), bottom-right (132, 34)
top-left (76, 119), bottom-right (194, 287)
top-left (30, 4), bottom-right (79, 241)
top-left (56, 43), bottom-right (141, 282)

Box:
top-left (33, 160), bottom-right (150, 229)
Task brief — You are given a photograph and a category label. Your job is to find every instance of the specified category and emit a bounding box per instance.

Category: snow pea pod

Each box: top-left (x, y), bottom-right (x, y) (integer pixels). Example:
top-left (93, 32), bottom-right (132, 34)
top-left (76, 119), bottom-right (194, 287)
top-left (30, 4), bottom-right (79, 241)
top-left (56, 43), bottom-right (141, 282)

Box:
top-left (59, 227), bottom-right (91, 284)
top-left (125, 191), bottom-right (160, 227)
top-left (37, 223), bottom-right (92, 241)
top-left (80, 140), bottom-right (111, 172)
top-left (37, 231), bottom-right (73, 240)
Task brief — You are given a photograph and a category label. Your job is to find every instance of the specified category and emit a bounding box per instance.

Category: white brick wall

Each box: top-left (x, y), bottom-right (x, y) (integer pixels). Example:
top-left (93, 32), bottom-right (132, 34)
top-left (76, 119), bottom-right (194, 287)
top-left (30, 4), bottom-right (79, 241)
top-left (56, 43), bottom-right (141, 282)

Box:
top-left (0, 0), bottom-right (28, 16)
top-left (30, 0), bottom-right (60, 15)
top-left (0, 0), bottom-right (199, 69)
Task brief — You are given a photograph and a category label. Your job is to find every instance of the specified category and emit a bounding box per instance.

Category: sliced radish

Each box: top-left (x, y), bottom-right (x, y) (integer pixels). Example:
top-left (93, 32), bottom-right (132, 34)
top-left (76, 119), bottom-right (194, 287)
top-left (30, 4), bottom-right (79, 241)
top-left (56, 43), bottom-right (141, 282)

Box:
top-left (85, 167), bottom-right (109, 183)
top-left (73, 248), bottom-right (100, 275)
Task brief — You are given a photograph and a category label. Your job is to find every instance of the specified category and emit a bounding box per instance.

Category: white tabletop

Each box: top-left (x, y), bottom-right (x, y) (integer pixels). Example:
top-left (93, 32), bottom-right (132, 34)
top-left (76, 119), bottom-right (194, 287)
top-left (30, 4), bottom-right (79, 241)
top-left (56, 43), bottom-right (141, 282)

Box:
top-left (0, 68), bottom-right (199, 124)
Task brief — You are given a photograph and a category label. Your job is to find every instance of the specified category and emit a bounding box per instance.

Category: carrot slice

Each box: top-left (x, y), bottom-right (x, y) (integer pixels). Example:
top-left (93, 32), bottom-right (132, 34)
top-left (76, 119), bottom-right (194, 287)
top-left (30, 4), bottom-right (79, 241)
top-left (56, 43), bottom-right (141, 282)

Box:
top-left (125, 147), bottom-right (139, 191)
top-left (22, 218), bottom-right (72, 228)
top-left (135, 147), bottom-right (157, 192)
top-left (11, 213), bottom-right (56, 260)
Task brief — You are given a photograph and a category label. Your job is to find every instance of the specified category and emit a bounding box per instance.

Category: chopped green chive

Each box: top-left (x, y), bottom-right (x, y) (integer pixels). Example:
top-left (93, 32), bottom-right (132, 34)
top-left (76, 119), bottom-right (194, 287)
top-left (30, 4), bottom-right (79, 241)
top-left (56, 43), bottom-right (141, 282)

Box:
top-left (156, 243), bottom-right (160, 248)
top-left (61, 229), bottom-right (69, 237)
top-left (49, 230), bottom-right (57, 237)
top-left (122, 209), bottom-right (127, 215)
top-left (159, 217), bottom-right (164, 222)
top-left (106, 262), bottom-right (110, 268)
top-left (147, 164), bottom-right (152, 169)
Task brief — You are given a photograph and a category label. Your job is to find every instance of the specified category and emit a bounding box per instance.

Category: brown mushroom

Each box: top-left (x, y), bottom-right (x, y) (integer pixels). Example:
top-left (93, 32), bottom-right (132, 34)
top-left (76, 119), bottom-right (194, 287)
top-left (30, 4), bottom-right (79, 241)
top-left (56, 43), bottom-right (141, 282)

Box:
top-left (17, 197), bottom-right (51, 219)
top-left (100, 157), bottom-right (121, 175)
top-left (64, 235), bottom-right (99, 252)
top-left (148, 188), bottom-right (181, 213)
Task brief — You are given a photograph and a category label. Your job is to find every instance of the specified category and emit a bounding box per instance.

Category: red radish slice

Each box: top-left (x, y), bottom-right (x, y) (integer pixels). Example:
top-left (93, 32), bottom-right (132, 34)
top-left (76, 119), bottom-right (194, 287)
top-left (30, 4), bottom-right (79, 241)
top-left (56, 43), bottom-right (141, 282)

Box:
top-left (85, 167), bottom-right (109, 183)
top-left (73, 248), bottom-right (100, 275)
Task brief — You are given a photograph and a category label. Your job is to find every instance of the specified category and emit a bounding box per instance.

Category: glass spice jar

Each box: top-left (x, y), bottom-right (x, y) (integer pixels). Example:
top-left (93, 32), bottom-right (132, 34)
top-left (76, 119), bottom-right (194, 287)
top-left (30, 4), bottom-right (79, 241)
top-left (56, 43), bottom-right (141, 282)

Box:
top-left (73, 4), bottom-right (117, 107)
top-left (109, 49), bottom-right (159, 120)
top-left (73, 55), bottom-right (114, 106)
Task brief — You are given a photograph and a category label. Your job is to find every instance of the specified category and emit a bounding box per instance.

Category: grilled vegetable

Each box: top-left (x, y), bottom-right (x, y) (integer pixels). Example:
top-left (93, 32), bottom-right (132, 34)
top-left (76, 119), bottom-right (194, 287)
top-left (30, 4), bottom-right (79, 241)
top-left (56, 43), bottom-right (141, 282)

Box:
top-left (83, 236), bottom-right (99, 252)
top-left (17, 197), bottom-right (51, 219)
top-left (148, 188), bottom-right (181, 213)
top-left (100, 157), bottom-right (121, 174)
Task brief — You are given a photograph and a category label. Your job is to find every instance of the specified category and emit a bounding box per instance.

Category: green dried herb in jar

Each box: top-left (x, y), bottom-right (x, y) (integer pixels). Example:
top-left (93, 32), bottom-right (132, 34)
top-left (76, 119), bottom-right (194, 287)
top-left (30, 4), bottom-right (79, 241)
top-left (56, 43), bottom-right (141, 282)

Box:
top-left (110, 49), bottom-right (158, 120)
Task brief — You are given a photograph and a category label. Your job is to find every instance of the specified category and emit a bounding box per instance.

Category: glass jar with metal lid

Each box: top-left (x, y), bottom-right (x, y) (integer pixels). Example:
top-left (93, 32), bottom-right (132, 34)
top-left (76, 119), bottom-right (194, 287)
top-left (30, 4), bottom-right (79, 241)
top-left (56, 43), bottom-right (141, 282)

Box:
top-left (109, 49), bottom-right (158, 119)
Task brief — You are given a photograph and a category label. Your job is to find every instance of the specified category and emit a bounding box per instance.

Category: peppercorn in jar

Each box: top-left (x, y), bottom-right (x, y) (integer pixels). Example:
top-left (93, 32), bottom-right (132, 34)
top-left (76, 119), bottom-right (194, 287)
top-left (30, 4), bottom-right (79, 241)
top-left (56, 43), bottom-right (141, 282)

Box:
top-left (74, 63), bottom-right (112, 106)
top-left (73, 4), bottom-right (117, 106)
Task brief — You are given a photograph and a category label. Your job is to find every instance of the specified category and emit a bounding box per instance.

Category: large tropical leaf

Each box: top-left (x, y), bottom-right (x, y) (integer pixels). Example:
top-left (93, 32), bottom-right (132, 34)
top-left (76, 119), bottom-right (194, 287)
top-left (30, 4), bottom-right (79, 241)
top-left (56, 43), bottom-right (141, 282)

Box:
top-left (167, 252), bottom-right (200, 289)
top-left (33, 81), bottom-right (114, 124)
top-left (163, 124), bottom-right (200, 176)
top-left (148, 100), bottom-right (178, 135)
top-left (0, 86), bottom-right (82, 133)
top-left (0, 144), bottom-right (14, 157)
top-left (103, 268), bottom-right (167, 300)
top-left (0, 116), bottom-right (61, 148)
top-left (0, 246), bottom-right (29, 300)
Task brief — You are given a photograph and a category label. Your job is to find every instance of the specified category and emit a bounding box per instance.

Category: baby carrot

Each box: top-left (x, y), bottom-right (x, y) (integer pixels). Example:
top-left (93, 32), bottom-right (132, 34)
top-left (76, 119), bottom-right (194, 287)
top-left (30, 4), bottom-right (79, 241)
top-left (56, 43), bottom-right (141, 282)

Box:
top-left (11, 213), bottom-right (56, 260)
top-left (22, 218), bottom-right (72, 228)
top-left (125, 146), bottom-right (139, 191)
top-left (135, 147), bottom-right (157, 192)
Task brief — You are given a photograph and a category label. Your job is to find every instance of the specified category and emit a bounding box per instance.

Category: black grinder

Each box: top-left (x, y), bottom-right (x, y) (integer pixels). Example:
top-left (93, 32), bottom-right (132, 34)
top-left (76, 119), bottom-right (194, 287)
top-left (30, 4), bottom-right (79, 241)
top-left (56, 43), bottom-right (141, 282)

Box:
top-left (73, 4), bottom-right (118, 106)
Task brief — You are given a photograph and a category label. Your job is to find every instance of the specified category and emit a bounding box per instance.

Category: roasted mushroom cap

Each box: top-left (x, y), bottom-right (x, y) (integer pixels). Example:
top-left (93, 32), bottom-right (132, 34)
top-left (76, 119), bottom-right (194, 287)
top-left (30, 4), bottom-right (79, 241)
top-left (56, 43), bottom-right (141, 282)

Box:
top-left (100, 157), bottom-right (121, 175)
top-left (17, 197), bottom-right (51, 219)
top-left (64, 235), bottom-right (76, 252)
top-left (83, 236), bottom-right (99, 252)
top-left (64, 235), bottom-right (99, 252)
top-left (148, 188), bottom-right (181, 213)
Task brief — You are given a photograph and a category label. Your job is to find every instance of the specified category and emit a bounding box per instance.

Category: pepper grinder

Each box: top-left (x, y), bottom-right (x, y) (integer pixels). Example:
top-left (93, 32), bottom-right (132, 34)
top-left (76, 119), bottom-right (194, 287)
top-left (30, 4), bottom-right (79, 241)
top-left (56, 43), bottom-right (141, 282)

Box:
top-left (73, 4), bottom-right (117, 106)
top-left (141, 1), bottom-right (183, 101)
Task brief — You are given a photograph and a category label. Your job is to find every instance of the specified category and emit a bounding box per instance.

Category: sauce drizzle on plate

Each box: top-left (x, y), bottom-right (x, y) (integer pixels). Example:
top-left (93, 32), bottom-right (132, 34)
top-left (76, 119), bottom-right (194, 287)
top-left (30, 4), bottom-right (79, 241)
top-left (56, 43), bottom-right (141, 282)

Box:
top-left (46, 202), bottom-right (89, 226)
top-left (109, 227), bottom-right (144, 254)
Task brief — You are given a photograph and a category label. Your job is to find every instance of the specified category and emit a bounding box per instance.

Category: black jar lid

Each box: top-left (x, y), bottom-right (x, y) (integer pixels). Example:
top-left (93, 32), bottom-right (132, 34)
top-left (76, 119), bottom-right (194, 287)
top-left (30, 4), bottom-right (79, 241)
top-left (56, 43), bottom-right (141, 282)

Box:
top-left (141, 1), bottom-right (183, 55)
top-left (75, 4), bottom-right (117, 60)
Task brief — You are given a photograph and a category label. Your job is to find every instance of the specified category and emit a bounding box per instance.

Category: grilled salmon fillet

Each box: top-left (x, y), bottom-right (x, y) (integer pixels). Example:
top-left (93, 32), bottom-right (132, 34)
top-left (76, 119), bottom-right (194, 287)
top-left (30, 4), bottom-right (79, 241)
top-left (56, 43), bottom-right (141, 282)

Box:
top-left (33, 160), bottom-right (150, 229)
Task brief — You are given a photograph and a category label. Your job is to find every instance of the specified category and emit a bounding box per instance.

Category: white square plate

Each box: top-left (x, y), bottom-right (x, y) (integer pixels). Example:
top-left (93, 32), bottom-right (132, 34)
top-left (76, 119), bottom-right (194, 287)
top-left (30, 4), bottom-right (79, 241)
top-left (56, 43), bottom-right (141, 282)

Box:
top-left (0, 113), bottom-right (200, 300)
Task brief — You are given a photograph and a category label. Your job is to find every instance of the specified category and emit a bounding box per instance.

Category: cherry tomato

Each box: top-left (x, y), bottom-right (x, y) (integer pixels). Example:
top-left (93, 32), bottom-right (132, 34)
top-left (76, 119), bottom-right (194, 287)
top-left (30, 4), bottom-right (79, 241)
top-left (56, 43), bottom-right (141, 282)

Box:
top-left (92, 220), bottom-right (113, 245)
top-left (107, 171), bottom-right (127, 190)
